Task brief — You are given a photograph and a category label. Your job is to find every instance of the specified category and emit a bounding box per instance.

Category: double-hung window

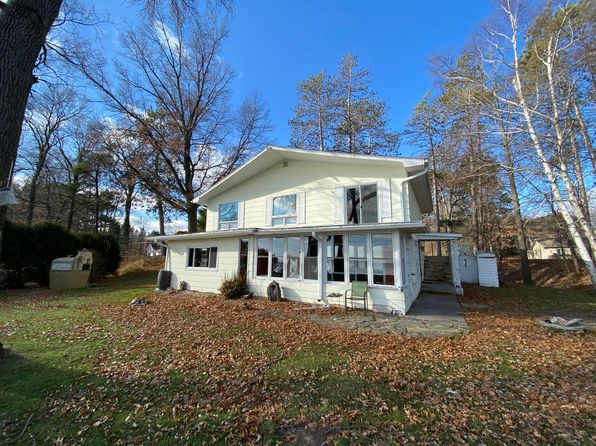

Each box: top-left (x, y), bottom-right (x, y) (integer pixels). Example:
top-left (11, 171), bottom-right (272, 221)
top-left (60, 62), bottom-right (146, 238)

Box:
top-left (372, 234), bottom-right (395, 285)
top-left (326, 235), bottom-right (345, 282)
top-left (187, 247), bottom-right (218, 269)
top-left (286, 237), bottom-right (301, 279)
top-left (272, 194), bottom-right (297, 226)
top-left (218, 202), bottom-right (239, 230)
top-left (346, 185), bottom-right (378, 224)
top-left (256, 238), bottom-right (270, 277)
top-left (348, 234), bottom-right (368, 281)
top-left (303, 236), bottom-right (318, 280)
top-left (271, 237), bottom-right (284, 278)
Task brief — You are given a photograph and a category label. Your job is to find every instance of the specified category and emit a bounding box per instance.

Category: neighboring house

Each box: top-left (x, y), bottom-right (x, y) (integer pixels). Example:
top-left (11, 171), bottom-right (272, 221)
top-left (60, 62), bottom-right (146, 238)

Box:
top-left (146, 243), bottom-right (162, 257)
top-left (528, 237), bottom-right (572, 260)
top-left (151, 146), bottom-right (455, 314)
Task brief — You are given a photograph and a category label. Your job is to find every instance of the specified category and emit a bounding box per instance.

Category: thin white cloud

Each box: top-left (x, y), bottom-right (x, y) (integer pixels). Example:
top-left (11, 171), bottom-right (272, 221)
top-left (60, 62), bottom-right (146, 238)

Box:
top-left (152, 20), bottom-right (181, 51)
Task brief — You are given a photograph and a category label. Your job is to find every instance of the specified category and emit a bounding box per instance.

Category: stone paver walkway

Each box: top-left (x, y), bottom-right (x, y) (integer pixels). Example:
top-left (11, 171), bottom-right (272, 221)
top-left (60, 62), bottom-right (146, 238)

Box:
top-left (261, 293), bottom-right (469, 338)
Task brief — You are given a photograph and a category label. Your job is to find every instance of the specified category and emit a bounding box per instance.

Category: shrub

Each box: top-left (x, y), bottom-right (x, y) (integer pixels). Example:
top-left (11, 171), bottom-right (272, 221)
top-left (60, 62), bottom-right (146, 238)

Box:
top-left (0, 222), bottom-right (121, 287)
top-left (219, 272), bottom-right (247, 299)
top-left (77, 232), bottom-right (121, 276)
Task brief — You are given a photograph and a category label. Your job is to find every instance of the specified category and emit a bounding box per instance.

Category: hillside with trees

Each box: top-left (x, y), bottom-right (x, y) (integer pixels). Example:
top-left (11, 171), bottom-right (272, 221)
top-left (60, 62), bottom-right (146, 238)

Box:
top-left (403, 0), bottom-right (595, 288)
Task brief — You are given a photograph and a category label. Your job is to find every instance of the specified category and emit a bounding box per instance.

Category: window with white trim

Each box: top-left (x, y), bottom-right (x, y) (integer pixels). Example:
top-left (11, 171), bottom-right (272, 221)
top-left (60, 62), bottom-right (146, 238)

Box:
top-left (325, 233), bottom-right (396, 286)
top-left (303, 236), bottom-right (318, 280)
top-left (271, 237), bottom-right (284, 278)
top-left (255, 236), bottom-right (318, 280)
top-left (287, 237), bottom-right (301, 279)
top-left (187, 247), bottom-right (217, 268)
top-left (256, 237), bottom-right (269, 277)
top-left (326, 235), bottom-right (345, 282)
top-left (346, 184), bottom-right (378, 224)
top-left (272, 194), bottom-right (297, 226)
top-left (348, 234), bottom-right (367, 282)
top-left (218, 202), bottom-right (238, 230)
top-left (372, 234), bottom-right (395, 285)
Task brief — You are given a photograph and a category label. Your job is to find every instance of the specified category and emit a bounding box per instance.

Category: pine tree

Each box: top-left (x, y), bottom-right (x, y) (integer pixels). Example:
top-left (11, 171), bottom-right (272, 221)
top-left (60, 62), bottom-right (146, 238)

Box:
top-left (290, 54), bottom-right (399, 155)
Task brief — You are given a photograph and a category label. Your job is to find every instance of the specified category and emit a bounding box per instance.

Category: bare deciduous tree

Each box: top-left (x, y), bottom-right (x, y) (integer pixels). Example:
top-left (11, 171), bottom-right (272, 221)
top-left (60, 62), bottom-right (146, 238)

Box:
top-left (69, 5), bottom-right (270, 232)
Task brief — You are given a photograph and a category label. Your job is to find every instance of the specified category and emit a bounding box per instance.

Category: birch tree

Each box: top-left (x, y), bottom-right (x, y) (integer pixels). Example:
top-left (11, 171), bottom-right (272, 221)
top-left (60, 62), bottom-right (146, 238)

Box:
top-left (471, 0), bottom-right (596, 287)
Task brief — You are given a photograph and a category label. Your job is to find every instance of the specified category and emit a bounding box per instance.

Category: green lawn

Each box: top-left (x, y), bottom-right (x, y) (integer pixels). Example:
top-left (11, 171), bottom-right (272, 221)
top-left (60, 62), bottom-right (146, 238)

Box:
top-left (1, 277), bottom-right (594, 445)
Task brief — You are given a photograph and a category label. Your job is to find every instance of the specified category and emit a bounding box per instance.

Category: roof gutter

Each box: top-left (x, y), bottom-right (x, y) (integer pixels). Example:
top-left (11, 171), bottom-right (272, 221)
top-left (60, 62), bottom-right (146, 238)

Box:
top-left (401, 160), bottom-right (429, 184)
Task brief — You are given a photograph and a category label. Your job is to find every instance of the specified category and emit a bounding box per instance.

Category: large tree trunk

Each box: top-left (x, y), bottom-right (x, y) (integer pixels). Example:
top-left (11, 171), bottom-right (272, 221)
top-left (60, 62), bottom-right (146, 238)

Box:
top-left (499, 113), bottom-right (532, 285)
top-left (187, 202), bottom-right (198, 233)
top-left (0, 0), bottom-right (63, 261)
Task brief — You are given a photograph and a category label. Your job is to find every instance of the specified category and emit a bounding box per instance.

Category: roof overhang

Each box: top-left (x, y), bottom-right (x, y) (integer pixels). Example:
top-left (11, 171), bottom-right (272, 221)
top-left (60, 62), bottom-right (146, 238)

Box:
top-left (406, 170), bottom-right (433, 213)
top-left (150, 221), bottom-right (427, 243)
top-left (194, 145), bottom-right (427, 205)
top-left (411, 232), bottom-right (463, 241)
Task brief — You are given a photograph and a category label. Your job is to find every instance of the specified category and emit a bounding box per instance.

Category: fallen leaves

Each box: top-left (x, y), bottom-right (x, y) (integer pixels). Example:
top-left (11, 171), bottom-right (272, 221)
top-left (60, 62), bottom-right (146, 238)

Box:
top-left (1, 285), bottom-right (595, 445)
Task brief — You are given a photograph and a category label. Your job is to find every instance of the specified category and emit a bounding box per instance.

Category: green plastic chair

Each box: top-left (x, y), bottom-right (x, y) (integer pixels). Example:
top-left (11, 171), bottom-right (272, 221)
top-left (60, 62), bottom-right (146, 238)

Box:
top-left (344, 281), bottom-right (369, 315)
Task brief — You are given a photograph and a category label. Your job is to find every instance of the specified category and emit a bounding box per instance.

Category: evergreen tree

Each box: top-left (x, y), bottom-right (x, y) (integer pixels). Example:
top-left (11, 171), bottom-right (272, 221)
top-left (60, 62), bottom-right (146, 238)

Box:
top-left (290, 54), bottom-right (399, 155)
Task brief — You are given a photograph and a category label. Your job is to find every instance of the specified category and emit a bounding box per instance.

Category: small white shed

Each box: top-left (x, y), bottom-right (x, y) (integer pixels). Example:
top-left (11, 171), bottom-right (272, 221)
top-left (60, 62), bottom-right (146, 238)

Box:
top-left (459, 254), bottom-right (479, 284)
top-left (477, 253), bottom-right (499, 287)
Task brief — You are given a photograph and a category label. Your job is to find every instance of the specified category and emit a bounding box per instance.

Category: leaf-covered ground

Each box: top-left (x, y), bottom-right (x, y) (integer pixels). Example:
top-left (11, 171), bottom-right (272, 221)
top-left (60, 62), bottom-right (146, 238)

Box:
top-left (1, 274), bottom-right (594, 445)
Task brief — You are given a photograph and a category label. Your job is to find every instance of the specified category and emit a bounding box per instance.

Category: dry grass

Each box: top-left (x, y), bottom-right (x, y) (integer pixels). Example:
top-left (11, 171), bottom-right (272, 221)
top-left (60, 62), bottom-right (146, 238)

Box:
top-left (499, 257), bottom-right (592, 289)
top-left (117, 255), bottom-right (164, 276)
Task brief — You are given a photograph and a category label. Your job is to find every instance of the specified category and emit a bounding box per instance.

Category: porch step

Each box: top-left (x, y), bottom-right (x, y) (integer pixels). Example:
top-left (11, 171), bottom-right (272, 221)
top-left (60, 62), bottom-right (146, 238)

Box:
top-left (424, 256), bottom-right (452, 282)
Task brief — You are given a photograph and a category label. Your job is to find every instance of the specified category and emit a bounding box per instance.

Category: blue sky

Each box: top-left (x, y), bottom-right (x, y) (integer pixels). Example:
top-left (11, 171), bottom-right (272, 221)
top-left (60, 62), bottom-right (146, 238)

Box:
top-left (100, 0), bottom-right (494, 158)
top-left (96, 0), bottom-right (496, 232)
top-left (219, 0), bottom-right (494, 157)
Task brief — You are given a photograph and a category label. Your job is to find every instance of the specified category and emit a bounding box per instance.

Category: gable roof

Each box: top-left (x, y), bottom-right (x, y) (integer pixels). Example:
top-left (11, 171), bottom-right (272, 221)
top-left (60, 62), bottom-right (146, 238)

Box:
top-left (195, 145), bottom-right (431, 209)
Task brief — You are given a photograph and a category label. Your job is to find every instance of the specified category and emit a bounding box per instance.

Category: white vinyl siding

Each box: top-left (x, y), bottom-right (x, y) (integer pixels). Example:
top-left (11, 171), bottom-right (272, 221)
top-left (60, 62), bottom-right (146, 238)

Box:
top-left (204, 160), bottom-right (412, 230)
top-left (165, 228), bottom-right (422, 315)
top-left (408, 185), bottom-right (422, 221)
top-left (378, 178), bottom-right (392, 221)
top-left (167, 238), bottom-right (238, 292)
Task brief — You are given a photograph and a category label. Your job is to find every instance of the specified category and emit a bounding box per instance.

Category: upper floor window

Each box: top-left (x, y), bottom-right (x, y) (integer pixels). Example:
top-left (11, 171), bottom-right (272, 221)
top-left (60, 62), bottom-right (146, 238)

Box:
top-left (218, 202), bottom-right (238, 230)
top-left (272, 194), bottom-right (297, 226)
top-left (346, 184), bottom-right (377, 224)
top-left (187, 247), bottom-right (217, 269)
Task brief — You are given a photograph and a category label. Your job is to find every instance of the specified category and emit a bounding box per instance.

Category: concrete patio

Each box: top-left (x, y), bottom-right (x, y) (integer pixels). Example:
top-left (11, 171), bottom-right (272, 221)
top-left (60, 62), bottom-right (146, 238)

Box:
top-left (262, 293), bottom-right (469, 337)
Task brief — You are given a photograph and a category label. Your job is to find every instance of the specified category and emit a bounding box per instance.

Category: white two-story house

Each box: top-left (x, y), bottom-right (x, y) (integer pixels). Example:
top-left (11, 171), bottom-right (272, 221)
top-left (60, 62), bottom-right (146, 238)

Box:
top-left (152, 146), bottom-right (452, 314)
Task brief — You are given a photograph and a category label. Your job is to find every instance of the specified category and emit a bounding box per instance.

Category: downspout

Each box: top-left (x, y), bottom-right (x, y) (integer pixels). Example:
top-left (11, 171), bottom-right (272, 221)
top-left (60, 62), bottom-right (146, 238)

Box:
top-left (150, 239), bottom-right (170, 271)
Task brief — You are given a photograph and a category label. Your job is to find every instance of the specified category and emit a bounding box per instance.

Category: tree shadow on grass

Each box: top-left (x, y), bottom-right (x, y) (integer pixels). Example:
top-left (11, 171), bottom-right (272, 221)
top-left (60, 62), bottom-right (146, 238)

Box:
top-left (0, 351), bottom-right (84, 443)
top-left (0, 351), bottom-right (81, 416)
